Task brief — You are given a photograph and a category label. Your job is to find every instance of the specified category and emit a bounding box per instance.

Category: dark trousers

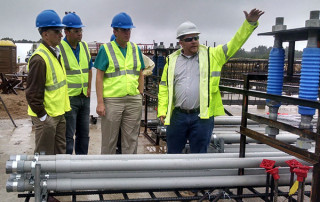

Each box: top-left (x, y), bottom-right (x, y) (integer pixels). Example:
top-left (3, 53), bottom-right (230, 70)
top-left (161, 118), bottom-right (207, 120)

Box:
top-left (65, 95), bottom-right (90, 155)
top-left (166, 108), bottom-right (214, 154)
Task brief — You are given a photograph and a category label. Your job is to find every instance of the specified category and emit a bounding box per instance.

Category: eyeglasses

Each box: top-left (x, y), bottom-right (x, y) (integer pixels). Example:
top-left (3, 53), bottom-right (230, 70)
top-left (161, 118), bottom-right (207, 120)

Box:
top-left (118, 28), bottom-right (131, 32)
top-left (70, 29), bottom-right (83, 34)
top-left (182, 36), bottom-right (199, 42)
top-left (49, 29), bottom-right (62, 34)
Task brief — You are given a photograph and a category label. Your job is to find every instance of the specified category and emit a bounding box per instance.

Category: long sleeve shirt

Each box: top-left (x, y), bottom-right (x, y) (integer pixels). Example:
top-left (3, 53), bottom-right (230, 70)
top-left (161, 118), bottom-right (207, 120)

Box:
top-left (25, 41), bottom-right (62, 117)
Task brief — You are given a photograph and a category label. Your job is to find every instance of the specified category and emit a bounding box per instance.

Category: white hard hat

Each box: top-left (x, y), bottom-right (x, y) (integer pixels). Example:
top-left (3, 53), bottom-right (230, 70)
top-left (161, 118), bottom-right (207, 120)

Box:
top-left (176, 21), bottom-right (200, 39)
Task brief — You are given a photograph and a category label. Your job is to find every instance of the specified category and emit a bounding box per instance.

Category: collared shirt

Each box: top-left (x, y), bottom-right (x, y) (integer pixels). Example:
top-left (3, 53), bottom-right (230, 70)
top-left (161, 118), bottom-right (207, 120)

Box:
top-left (63, 37), bottom-right (93, 69)
top-left (174, 51), bottom-right (200, 110)
top-left (94, 41), bottom-right (145, 71)
top-left (50, 46), bottom-right (61, 58)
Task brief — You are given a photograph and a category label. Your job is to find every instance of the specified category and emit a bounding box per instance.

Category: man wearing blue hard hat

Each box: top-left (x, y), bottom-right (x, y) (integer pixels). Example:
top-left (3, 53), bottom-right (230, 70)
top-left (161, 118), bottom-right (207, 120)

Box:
top-left (59, 12), bottom-right (93, 155)
top-left (95, 12), bottom-right (145, 154)
top-left (26, 10), bottom-right (71, 156)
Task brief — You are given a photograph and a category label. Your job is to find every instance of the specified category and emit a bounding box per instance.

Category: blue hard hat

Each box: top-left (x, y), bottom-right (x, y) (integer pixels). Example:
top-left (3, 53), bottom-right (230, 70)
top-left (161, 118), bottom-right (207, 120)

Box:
top-left (110, 34), bottom-right (116, 41)
top-left (36, 10), bottom-right (65, 28)
top-left (111, 12), bottom-right (135, 29)
top-left (62, 13), bottom-right (85, 28)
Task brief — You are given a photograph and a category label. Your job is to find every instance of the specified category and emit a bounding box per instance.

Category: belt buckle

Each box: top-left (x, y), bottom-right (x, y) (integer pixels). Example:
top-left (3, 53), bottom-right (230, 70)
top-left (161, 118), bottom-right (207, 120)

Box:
top-left (186, 109), bottom-right (191, 114)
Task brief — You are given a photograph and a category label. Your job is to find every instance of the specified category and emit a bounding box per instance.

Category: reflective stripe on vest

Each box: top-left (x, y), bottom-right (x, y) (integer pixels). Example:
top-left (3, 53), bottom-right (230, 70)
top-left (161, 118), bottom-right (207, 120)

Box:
top-left (59, 41), bottom-right (90, 94)
top-left (211, 71), bottom-right (221, 77)
top-left (38, 49), bottom-right (67, 91)
top-left (68, 83), bottom-right (88, 88)
top-left (104, 42), bottom-right (140, 78)
top-left (81, 41), bottom-right (90, 63)
top-left (102, 41), bottom-right (141, 97)
top-left (28, 43), bottom-right (71, 117)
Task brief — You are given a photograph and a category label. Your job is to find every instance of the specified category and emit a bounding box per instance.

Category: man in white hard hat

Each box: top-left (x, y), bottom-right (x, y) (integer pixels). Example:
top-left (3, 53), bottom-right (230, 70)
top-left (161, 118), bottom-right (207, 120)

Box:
top-left (158, 9), bottom-right (264, 154)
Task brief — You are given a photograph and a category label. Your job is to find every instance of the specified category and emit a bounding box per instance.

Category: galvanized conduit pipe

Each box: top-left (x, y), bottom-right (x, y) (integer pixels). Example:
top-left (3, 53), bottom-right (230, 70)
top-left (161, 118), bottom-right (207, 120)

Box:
top-left (6, 157), bottom-right (310, 173)
top-left (9, 152), bottom-right (290, 162)
top-left (223, 146), bottom-right (315, 153)
top-left (213, 134), bottom-right (299, 144)
top-left (223, 147), bottom-right (286, 153)
top-left (149, 117), bottom-right (259, 126)
top-left (8, 167), bottom-right (298, 180)
top-left (6, 174), bottom-right (312, 192)
top-left (211, 116), bottom-right (258, 125)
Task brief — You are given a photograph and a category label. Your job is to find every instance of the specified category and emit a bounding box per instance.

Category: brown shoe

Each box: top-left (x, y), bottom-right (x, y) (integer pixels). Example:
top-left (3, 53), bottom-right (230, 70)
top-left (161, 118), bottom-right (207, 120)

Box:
top-left (180, 191), bottom-right (196, 197)
top-left (47, 196), bottom-right (61, 202)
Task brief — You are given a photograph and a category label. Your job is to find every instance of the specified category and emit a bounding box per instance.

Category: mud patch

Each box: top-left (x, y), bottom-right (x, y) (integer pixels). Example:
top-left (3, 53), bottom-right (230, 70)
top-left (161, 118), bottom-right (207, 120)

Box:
top-left (0, 91), bottom-right (28, 119)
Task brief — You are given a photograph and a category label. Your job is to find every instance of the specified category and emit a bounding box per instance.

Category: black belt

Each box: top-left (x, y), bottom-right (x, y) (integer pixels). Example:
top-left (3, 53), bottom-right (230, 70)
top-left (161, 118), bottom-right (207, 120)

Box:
top-left (175, 107), bottom-right (200, 114)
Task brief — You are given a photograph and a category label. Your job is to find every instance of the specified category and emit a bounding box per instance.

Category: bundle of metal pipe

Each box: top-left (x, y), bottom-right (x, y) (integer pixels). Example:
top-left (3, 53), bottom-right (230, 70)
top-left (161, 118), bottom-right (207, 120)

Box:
top-left (6, 154), bottom-right (312, 193)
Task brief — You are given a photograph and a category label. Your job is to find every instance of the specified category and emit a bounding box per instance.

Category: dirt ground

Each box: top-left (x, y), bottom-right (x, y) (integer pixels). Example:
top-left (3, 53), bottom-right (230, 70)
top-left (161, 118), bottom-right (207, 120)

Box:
top-left (0, 90), bottom-right (29, 119)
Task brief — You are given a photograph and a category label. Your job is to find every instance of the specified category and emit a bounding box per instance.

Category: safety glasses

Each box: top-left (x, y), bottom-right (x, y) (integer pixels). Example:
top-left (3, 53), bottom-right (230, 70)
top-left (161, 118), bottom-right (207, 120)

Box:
top-left (49, 29), bottom-right (63, 34)
top-left (70, 29), bottom-right (83, 34)
top-left (119, 28), bottom-right (131, 32)
top-left (182, 36), bottom-right (199, 42)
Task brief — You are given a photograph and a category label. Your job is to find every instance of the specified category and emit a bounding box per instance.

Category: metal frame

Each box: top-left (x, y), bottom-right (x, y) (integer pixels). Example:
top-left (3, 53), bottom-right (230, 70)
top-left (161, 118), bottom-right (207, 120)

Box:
top-left (220, 73), bottom-right (320, 202)
top-left (17, 186), bottom-right (310, 202)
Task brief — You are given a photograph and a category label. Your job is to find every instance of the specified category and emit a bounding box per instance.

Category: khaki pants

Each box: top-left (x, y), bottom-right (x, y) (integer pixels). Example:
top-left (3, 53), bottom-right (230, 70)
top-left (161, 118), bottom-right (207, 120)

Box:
top-left (31, 115), bottom-right (66, 155)
top-left (101, 94), bottom-right (142, 154)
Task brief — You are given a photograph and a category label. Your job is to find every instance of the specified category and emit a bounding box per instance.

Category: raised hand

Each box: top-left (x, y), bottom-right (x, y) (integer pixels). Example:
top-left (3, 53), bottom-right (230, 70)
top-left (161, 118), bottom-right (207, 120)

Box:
top-left (244, 8), bottom-right (264, 22)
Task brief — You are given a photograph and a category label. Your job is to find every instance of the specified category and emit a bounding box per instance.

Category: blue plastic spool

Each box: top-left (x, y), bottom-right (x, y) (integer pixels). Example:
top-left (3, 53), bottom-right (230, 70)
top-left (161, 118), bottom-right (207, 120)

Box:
top-left (298, 48), bottom-right (320, 116)
top-left (266, 48), bottom-right (285, 107)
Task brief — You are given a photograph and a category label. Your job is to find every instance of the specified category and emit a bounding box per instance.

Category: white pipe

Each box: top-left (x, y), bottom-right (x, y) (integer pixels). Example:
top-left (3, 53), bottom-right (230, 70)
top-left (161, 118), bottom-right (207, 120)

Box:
top-left (8, 156), bottom-right (309, 173)
top-left (9, 152), bottom-right (289, 161)
top-left (214, 116), bottom-right (257, 125)
top-left (213, 134), bottom-right (299, 144)
top-left (43, 167), bottom-right (299, 179)
top-left (8, 174), bottom-right (312, 192)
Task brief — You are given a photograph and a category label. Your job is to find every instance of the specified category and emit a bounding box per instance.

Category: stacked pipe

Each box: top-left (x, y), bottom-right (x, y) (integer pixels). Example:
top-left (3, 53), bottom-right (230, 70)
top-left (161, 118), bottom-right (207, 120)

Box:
top-left (151, 116), bottom-right (307, 153)
top-left (265, 17), bottom-right (286, 138)
top-left (297, 10), bottom-right (320, 149)
top-left (6, 154), bottom-right (312, 193)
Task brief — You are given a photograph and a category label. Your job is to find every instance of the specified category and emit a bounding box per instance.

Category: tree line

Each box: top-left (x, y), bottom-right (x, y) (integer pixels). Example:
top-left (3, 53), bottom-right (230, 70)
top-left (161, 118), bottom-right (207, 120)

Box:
top-left (233, 45), bottom-right (303, 59)
top-left (1, 37), bottom-right (41, 43)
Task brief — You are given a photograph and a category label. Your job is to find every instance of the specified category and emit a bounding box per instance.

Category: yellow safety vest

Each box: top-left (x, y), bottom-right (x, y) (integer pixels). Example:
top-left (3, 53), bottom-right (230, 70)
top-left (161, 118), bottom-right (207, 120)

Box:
top-left (59, 40), bottom-right (91, 96)
top-left (158, 20), bottom-right (258, 125)
top-left (102, 41), bottom-right (141, 97)
top-left (28, 43), bottom-right (71, 117)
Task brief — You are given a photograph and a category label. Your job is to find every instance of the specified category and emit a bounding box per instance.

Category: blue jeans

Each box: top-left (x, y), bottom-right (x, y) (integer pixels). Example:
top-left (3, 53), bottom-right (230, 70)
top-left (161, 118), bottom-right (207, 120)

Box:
top-left (166, 108), bottom-right (214, 154)
top-left (65, 95), bottom-right (90, 154)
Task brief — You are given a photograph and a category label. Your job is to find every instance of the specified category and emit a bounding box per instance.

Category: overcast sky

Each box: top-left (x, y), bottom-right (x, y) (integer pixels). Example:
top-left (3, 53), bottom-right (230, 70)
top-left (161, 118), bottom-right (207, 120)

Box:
top-left (1, 0), bottom-right (319, 51)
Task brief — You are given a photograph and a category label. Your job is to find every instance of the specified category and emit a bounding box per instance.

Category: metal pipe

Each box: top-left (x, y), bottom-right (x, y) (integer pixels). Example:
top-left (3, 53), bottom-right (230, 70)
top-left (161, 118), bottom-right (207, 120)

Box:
top-left (7, 157), bottom-right (311, 174)
top-left (9, 167), bottom-right (299, 180)
top-left (223, 146), bottom-right (316, 153)
top-left (213, 134), bottom-right (299, 144)
top-left (297, 179), bottom-right (306, 202)
top-left (34, 164), bottom-right (41, 202)
top-left (273, 179), bottom-right (279, 202)
top-left (9, 152), bottom-right (290, 161)
top-left (6, 174), bottom-right (312, 192)
top-left (214, 116), bottom-right (257, 125)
